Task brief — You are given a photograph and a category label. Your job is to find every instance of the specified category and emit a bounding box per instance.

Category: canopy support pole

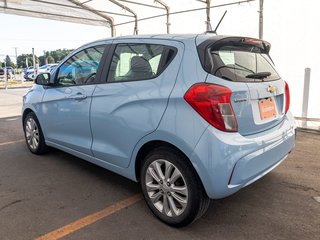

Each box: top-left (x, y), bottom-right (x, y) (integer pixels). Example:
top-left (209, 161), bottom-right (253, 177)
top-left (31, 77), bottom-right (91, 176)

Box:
top-left (108, 0), bottom-right (138, 35)
top-left (155, 0), bottom-right (170, 34)
top-left (68, 0), bottom-right (115, 36)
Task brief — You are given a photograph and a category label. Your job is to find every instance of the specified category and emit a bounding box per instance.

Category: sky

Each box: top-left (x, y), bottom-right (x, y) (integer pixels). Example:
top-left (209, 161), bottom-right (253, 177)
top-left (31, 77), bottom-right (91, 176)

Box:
top-left (0, 0), bottom-right (319, 118)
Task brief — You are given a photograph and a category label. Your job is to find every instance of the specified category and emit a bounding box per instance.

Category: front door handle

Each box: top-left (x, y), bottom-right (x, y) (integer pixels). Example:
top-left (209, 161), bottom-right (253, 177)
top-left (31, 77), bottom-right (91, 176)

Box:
top-left (70, 92), bottom-right (87, 101)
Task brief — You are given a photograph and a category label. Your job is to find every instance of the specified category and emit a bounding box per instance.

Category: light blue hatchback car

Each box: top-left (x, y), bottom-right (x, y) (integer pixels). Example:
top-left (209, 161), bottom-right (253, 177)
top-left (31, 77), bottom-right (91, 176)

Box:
top-left (22, 34), bottom-right (295, 227)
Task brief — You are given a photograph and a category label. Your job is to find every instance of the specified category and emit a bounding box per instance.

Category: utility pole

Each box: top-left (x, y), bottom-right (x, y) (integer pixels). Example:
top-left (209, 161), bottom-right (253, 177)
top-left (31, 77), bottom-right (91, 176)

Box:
top-left (302, 68), bottom-right (311, 128)
top-left (13, 47), bottom-right (18, 65)
top-left (43, 50), bottom-right (48, 65)
top-left (13, 47), bottom-right (18, 80)
top-left (32, 48), bottom-right (37, 76)
top-left (4, 59), bottom-right (8, 90)
top-left (259, 0), bottom-right (264, 39)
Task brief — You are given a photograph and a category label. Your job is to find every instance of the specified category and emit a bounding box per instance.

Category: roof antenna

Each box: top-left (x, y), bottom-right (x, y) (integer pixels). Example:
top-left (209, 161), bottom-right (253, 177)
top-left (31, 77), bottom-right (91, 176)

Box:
top-left (206, 10), bottom-right (227, 34)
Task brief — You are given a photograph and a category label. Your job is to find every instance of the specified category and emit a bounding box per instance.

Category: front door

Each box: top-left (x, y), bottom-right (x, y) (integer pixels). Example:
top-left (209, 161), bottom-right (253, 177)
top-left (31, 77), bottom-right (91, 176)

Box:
top-left (39, 45), bottom-right (107, 155)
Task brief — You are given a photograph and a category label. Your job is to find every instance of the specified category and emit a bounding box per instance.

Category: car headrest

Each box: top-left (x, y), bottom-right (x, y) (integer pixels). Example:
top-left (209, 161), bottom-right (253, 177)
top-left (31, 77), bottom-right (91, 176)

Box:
top-left (130, 56), bottom-right (152, 73)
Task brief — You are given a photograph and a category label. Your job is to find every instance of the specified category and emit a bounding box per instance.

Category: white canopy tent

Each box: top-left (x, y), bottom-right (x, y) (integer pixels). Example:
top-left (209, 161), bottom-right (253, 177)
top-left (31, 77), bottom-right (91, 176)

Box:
top-left (0, 0), bottom-right (115, 33)
top-left (0, 0), bottom-right (255, 37)
top-left (1, 0), bottom-right (319, 129)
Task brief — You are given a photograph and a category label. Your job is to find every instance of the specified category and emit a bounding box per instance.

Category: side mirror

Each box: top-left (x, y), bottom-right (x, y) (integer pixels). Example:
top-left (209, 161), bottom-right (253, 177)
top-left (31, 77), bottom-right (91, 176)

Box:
top-left (35, 73), bottom-right (51, 86)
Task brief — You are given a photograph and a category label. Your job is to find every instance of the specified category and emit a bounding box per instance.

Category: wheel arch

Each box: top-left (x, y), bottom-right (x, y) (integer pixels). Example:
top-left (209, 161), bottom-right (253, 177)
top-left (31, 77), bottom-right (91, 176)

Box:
top-left (134, 140), bottom-right (206, 195)
top-left (22, 108), bottom-right (34, 124)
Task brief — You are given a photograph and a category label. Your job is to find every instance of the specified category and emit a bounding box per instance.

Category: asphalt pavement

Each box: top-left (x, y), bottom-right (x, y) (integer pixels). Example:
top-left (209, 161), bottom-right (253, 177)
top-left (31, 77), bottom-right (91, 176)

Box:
top-left (0, 89), bottom-right (319, 240)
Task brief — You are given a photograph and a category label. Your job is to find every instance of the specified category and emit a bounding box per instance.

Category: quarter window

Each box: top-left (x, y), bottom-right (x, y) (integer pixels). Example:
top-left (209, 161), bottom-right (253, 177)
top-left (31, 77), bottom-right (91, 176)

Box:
top-left (57, 45), bottom-right (105, 86)
top-left (107, 44), bottom-right (169, 82)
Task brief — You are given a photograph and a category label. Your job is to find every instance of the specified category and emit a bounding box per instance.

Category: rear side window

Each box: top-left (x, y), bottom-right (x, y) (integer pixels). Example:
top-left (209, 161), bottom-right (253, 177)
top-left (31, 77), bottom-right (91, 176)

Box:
top-left (198, 37), bottom-right (280, 82)
top-left (107, 44), bottom-right (176, 82)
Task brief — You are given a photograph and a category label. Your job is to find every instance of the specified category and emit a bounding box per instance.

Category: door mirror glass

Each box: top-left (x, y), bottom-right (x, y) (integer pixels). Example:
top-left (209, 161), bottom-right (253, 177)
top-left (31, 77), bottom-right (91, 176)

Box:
top-left (35, 73), bottom-right (51, 86)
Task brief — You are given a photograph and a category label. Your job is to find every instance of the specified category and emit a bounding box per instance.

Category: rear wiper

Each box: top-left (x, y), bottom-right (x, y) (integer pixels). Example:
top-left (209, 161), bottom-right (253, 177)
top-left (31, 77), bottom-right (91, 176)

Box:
top-left (246, 71), bottom-right (271, 79)
top-left (235, 63), bottom-right (254, 74)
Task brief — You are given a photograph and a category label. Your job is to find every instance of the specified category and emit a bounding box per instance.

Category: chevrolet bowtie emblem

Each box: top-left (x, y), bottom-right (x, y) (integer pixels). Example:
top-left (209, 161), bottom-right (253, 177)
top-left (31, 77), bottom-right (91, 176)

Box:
top-left (267, 85), bottom-right (276, 93)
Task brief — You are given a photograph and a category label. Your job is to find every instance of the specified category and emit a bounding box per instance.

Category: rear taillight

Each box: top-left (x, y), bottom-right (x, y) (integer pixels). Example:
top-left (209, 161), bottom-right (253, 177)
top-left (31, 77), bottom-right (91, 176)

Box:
top-left (184, 83), bottom-right (238, 132)
top-left (285, 81), bottom-right (290, 113)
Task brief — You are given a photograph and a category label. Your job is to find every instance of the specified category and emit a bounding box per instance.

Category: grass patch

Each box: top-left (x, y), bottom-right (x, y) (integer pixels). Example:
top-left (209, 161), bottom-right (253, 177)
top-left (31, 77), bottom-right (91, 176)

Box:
top-left (0, 80), bottom-right (33, 89)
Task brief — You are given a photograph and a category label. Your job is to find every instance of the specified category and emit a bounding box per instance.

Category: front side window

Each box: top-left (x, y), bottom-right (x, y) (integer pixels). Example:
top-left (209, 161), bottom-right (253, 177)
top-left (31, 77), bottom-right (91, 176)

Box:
top-left (56, 45), bottom-right (105, 86)
top-left (107, 44), bottom-right (168, 82)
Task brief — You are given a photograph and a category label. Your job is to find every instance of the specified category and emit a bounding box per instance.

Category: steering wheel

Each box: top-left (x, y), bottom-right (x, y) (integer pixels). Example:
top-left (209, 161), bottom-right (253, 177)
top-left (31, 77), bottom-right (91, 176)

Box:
top-left (84, 73), bottom-right (96, 84)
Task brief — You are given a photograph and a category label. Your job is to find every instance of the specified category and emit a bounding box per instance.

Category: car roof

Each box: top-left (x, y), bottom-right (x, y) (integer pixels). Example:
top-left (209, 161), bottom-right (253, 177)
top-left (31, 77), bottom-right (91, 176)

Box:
top-left (113, 34), bottom-right (199, 40)
top-left (80, 33), bottom-right (225, 48)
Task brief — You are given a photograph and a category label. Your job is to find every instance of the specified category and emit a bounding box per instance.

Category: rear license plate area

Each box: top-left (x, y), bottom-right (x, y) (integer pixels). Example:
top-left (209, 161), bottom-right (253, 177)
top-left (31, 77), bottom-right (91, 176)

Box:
top-left (258, 97), bottom-right (277, 120)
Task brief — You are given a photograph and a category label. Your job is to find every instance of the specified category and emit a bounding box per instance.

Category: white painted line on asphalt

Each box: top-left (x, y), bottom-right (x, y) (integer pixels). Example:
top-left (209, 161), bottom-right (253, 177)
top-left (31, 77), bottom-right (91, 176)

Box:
top-left (5, 117), bottom-right (20, 121)
top-left (0, 139), bottom-right (24, 146)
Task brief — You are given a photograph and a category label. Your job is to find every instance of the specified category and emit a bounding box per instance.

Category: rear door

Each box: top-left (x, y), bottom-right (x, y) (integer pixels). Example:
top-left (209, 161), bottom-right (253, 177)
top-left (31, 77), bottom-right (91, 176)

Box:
top-left (199, 37), bottom-right (286, 136)
top-left (90, 39), bottom-right (183, 168)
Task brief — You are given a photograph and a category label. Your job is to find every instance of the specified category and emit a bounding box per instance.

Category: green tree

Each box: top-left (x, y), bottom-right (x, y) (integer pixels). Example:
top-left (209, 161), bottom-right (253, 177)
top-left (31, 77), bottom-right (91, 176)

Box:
top-left (5, 55), bottom-right (15, 68)
top-left (39, 56), bottom-right (46, 66)
top-left (17, 54), bottom-right (39, 68)
top-left (50, 49), bottom-right (73, 63)
top-left (16, 48), bottom-right (73, 68)
top-left (47, 55), bottom-right (55, 63)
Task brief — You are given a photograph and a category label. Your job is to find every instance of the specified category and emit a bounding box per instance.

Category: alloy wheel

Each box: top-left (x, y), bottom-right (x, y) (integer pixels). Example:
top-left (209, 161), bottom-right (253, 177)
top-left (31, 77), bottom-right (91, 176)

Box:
top-left (25, 117), bottom-right (40, 150)
top-left (145, 159), bottom-right (188, 217)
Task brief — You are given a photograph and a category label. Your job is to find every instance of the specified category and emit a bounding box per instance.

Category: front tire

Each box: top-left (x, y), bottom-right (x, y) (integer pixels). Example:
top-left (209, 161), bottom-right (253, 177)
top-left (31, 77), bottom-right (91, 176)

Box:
top-left (23, 112), bottom-right (48, 154)
top-left (140, 147), bottom-right (210, 227)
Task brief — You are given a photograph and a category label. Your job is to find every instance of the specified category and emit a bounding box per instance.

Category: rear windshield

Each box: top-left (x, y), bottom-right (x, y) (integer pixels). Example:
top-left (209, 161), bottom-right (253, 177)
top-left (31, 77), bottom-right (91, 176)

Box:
top-left (198, 38), bottom-right (280, 82)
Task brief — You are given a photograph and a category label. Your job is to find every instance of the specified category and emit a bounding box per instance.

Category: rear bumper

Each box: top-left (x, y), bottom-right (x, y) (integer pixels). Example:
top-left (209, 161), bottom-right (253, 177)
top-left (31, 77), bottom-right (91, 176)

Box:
top-left (191, 112), bottom-right (296, 199)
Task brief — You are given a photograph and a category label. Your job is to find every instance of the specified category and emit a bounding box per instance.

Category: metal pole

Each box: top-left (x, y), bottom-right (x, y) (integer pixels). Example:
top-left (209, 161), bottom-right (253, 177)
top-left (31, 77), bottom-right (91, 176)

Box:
top-left (14, 47), bottom-right (18, 64)
top-left (206, 0), bottom-right (211, 31)
top-left (4, 59), bottom-right (7, 90)
top-left (302, 68), bottom-right (311, 128)
top-left (14, 47), bottom-right (18, 80)
top-left (259, 0), bottom-right (264, 39)
top-left (68, 0), bottom-right (115, 37)
top-left (43, 50), bottom-right (48, 65)
top-left (155, 0), bottom-right (170, 34)
top-left (166, 6), bottom-right (170, 34)
top-left (32, 48), bottom-right (36, 78)
top-left (109, 0), bottom-right (138, 35)
top-left (114, 0), bottom-right (255, 27)
top-left (118, 0), bottom-right (164, 9)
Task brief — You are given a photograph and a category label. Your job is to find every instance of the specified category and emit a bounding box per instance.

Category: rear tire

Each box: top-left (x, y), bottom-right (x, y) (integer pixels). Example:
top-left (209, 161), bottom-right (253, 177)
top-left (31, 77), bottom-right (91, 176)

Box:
top-left (23, 112), bottom-right (48, 154)
top-left (140, 147), bottom-right (210, 227)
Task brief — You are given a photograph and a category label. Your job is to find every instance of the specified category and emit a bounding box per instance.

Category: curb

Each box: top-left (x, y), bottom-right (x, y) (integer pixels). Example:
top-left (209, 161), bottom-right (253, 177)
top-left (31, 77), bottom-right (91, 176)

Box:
top-left (0, 84), bottom-right (33, 90)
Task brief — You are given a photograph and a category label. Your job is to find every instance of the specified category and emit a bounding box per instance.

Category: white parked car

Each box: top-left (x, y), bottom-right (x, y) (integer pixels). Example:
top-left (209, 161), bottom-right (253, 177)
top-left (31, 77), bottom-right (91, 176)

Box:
top-left (25, 64), bottom-right (58, 80)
